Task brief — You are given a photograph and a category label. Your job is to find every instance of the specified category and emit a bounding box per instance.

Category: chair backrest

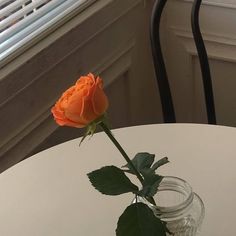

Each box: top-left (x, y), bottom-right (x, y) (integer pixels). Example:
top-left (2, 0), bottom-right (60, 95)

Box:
top-left (150, 0), bottom-right (216, 124)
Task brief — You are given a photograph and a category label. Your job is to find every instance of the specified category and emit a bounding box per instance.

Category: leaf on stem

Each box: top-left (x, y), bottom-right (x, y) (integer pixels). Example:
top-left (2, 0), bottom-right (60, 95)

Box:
top-left (122, 154), bottom-right (169, 198)
top-left (87, 166), bottom-right (139, 196)
top-left (123, 152), bottom-right (155, 174)
top-left (151, 157), bottom-right (169, 171)
top-left (139, 170), bottom-right (163, 197)
top-left (116, 202), bottom-right (166, 236)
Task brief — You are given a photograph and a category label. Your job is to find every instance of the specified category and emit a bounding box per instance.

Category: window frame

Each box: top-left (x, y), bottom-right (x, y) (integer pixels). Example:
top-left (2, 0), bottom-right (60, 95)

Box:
top-left (0, 0), bottom-right (98, 69)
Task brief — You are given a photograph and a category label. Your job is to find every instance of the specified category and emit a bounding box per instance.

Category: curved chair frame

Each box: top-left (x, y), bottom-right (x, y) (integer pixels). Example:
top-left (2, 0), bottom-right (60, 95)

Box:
top-left (150, 0), bottom-right (216, 124)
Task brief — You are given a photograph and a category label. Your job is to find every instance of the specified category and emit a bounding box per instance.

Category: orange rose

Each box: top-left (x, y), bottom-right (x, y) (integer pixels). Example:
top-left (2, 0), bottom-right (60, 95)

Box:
top-left (51, 73), bottom-right (108, 128)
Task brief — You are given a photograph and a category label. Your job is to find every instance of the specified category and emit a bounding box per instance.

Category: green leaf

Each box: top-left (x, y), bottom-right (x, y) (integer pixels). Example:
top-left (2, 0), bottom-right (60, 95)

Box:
top-left (123, 152), bottom-right (155, 174)
top-left (151, 157), bottom-right (169, 171)
top-left (139, 172), bottom-right (163, 197)
top-left (87, 166), bottom-right (139, 196)
top-left (116, 202), bottom-right (166, 236)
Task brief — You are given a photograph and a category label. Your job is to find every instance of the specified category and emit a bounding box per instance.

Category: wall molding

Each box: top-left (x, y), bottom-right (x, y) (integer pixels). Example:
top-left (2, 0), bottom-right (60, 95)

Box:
top-left (180, 0), bottom-right (236, 9)
top-left (171, 27), bottom-right (236, 63)
top-left (0, 34), bottom-right (136, 172)
top-left (0, 21), bottom-right (136, 172)
top-left (0, 0), bottom-right (140, 106)
top-left (95, 40), bottom-right (135, 86)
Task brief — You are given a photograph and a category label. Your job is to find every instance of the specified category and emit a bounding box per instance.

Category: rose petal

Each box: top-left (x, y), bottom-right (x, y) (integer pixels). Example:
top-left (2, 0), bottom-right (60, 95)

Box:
top-left (92, 77), bottom-right (108, 115)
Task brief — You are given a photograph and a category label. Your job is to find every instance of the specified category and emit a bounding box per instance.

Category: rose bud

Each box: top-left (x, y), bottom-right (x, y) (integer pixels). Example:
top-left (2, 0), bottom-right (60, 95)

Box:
top-left (51, 73), bottom-right (108, 128)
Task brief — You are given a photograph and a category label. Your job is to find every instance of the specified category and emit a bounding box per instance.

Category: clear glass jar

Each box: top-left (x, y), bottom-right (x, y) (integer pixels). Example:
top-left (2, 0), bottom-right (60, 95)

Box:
top-left (134, 176), bottom-right (205, 236)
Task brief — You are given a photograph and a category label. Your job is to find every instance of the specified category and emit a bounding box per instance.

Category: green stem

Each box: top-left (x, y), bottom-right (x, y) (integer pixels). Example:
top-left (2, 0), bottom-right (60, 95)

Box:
top-left (100, 122), bottom-right (144, 185)
top-left (99, 122), bottom-right (156, 206)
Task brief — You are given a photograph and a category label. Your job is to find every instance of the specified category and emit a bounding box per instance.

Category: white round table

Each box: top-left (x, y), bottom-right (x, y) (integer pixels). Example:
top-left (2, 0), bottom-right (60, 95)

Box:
top-left (0, 124), bottom-right (235, 236)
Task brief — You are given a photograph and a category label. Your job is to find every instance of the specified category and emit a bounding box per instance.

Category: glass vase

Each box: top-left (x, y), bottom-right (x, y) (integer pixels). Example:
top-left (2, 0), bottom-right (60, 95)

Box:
top-left (134, 176), bottom-right (205, 236)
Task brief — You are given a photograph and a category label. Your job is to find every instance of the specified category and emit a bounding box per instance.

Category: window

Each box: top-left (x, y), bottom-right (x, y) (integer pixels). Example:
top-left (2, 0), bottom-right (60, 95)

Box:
top-left (0, 0), bottom-right (95, 67)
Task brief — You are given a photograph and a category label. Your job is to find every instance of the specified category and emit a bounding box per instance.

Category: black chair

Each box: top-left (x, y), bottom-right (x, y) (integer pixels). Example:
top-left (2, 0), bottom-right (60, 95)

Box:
top-left (150, 0), bottom-right (216, 124)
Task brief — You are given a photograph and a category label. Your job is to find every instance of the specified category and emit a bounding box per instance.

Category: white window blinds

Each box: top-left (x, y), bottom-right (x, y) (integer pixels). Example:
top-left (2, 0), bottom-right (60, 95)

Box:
top-left (0, 0), bottom-right (93, 64)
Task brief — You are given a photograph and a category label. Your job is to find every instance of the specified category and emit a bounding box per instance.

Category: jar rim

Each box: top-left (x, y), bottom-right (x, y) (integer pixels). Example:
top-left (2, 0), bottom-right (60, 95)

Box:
top-left (152, 176), bottom-right (194, 216)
